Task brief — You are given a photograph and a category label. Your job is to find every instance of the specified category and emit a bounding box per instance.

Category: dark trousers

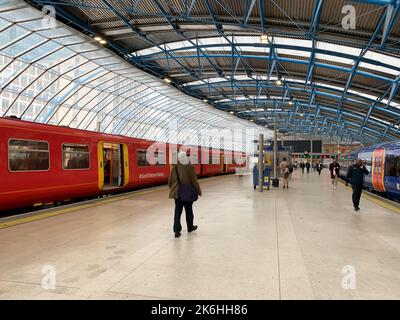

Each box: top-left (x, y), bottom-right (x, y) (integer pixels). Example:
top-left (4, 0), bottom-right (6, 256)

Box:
top-left (174, 199), bottom-right (194, 233)
top-left (351, 184), bottom-right (363, 208)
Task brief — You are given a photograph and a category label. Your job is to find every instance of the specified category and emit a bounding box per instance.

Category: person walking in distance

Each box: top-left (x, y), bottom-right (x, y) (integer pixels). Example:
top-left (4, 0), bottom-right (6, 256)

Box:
top-left (168, 150), bottom-right (202, 238)
top-left (317, 162), bottom-right (323, 175)
top-left (300, 161), bottom-right (305, 174)
top-left (305, 161), bottom-right (311, 174)
top-left (345, 159), bottom-right (369, 212)
top-left (329, 159), bottom-right (341, 189)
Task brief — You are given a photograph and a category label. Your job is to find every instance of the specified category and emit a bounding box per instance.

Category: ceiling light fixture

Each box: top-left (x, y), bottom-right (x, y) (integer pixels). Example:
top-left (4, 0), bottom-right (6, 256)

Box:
top-left (260, 32), bottom-right (269, 44)
top-left (203, 99), bottom-right (208, 103)
top-left (164, 77), bottom-right (172, 84)
top-left (276, 79), bottom-right (282, 86)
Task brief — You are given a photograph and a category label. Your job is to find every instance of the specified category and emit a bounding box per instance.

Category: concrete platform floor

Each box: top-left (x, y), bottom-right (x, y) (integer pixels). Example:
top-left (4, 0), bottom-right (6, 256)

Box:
top-left (0, 170), bottom-right (400, 300)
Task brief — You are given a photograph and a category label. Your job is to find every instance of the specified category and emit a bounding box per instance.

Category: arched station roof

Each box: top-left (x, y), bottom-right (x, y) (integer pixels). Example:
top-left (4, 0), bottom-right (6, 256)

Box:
top-left (0, 0), bottom-right (269, 150)
top-left (23, 0), bottom-right (400, 146)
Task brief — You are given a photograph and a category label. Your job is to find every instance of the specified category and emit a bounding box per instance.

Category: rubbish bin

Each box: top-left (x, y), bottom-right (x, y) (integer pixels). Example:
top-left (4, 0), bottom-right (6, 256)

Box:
top-left (253, 165), bottom-right (271, 190)
top-left (263, 166), bottom-right (271, 190)
top-left (252, 165), bottom-right (258, 190)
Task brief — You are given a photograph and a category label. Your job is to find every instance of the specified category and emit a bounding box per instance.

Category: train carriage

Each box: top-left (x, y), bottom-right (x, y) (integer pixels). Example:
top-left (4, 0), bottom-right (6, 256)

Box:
top-left (338, 141), bottom-right (400, 199)
top-left (0, 118), bottom-right (246, 212)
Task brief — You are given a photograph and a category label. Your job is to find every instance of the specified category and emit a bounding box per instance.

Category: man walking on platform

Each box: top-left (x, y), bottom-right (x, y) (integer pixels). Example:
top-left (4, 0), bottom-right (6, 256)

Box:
top-left (305, 161), bottom-right (311, 173)
top-left (329, 159), bottom-right (341, 189)
top-left (345, 159), bottom-right (369, 212)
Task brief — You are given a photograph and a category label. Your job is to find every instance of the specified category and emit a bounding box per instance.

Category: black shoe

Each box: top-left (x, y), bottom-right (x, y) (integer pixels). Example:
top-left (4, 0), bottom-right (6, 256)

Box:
top-left (174, 232), bottom-right (181, 238)
top-left (354, 207), bottom-right (360, 211)
top-left (188, 225), bottom-right (198, 233)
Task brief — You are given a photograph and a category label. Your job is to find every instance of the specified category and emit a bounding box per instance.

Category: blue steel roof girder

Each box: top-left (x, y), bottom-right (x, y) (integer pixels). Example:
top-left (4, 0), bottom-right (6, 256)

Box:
top-left (203, 0), bottom-right (269, 106)
top-left (184, 0), bottom-right (198, 18)
top-left (380, 1), bottom-right (400, 47)
top-left (196, 1), bottom-right (271, 103)
top-left (336, 11), bottom-right (387, 124)
top-left (146, 52), bottom-right (397, 84)
top-left (358, 82), bottom-right (395, 138)
top-left (243, 0), bottom-right (257, 28)
top-left (98, 0), bottom-right (237, 104)
top-left (139, 43), bottom-right (400, 75)
top-left (153, 0), bottom-right (229, 80)
top-left (206, 77), bottom-right (400, 121)
top-left (258, 0), bottom-right (266, 33)
top-left (306, 0), bottom-right (324, 84)
top-left (387, 75), bottom-right (400, 106)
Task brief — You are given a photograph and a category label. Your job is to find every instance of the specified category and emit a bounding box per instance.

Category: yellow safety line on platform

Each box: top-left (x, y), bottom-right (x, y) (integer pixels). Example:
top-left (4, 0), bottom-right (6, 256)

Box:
top-left (0, 175), bottom-right (225, 230)
top-left (0, 187), bottom-right (168, 230)
top-left (339, 180), bottom-right (400, 215)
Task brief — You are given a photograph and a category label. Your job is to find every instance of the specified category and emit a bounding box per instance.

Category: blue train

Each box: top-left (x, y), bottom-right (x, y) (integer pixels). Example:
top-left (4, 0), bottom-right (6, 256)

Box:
top-left (338, 141), bottom-right (400, 199)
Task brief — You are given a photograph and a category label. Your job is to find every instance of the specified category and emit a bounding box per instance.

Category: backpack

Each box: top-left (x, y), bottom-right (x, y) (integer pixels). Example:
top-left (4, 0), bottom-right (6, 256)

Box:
top-left (287, 164), bottom-right (293, 174)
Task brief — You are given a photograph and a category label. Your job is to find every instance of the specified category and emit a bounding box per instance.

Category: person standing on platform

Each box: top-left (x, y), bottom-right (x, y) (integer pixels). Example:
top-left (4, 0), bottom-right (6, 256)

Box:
top-left (305, 161), bottom-right (311, 173)
top-left (329, 159), bottom-right (341, 189)
top-left (300, 162), bottom-right (305, 174)
top-left (280, 157), bottom-right (289, 189)
top-left (345, 159), bottom-right (369, 212)
top-left (317, 162), bottom-right (323, 175)
top-left (168, 151), bottom-right (202, 238)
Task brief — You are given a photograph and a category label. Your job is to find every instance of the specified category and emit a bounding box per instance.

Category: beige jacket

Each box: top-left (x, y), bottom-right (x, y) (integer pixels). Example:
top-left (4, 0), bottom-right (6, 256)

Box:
top-left (168, 164), bottom-right (202, 199)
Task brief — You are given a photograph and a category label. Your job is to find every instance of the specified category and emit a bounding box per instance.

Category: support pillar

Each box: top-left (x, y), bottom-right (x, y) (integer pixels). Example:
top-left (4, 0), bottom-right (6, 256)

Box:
top-left (258, 133), bottom-right (264, 192)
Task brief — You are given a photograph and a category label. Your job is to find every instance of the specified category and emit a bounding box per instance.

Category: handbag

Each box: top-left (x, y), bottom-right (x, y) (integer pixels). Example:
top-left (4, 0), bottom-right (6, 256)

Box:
top-left (175, 165), bottom-right (198, 202)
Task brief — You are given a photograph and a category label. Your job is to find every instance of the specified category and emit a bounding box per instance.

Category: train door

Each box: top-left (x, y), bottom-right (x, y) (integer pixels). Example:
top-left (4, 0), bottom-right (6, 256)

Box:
top-left (372, 148), bottom-right (385, 192)
top-left (220, 153), bottom-right (227, 173)
top-left (98, 142), bottom-right (129, 190)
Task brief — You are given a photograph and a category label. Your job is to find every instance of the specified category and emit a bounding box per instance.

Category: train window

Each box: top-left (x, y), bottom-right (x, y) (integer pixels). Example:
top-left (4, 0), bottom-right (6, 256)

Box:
top-left (62, 144), bottom-right (89, 170)
top-left (8, 139), bottom-right (49, 171)
top-left (137, 150), bottom-right (148, 166)
top-left (137, 150), bottom-right (165, 166)
top-left (191, 153), bottom-right (198, 165)
top-left (154, 151), bottom-right (165, 166)
top-left (386, 156), bottom-right (400, 177)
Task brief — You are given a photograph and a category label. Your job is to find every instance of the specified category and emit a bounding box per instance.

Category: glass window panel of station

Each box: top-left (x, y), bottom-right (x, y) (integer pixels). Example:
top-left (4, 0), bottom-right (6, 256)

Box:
top-left (1, 58), bottom-right (28, 88)
top-left (52, 35), bottom-right (86, 47)
top-left (19, 40), bottom-right (61, 63)
top-left (35, 47), bottom-right (76, 70)
top-left (37, 27), bottom-right (74, 39)
top-left (0, 6), bottom-right (43, 23)
top-left (0, 24), bottom-right (30, 50)
top-left (80, 49), bottom-right (112, 61)
top-left (1, 32), bottom-right (47, 58)
top-left (67, 41), bottom-right (99, 54)
top-left (63, 60), bottom-right (98, 80)
top-left (0, 17), bottom-right (11, 30)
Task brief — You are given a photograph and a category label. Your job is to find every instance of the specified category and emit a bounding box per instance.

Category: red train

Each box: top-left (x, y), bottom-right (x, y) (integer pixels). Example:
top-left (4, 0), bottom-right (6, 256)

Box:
top-left (0, 117), bottom-right (246, 212)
